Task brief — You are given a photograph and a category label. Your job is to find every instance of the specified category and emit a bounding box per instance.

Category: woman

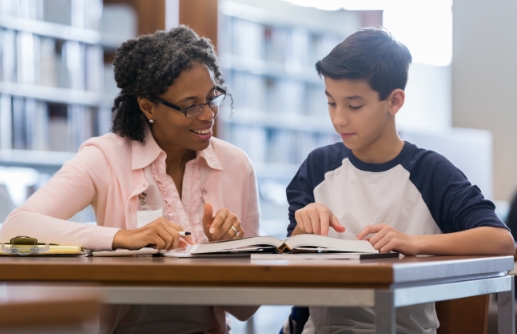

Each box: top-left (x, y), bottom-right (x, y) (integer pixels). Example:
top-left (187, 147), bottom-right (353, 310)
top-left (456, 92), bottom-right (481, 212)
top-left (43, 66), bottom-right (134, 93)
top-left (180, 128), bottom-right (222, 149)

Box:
top-left (0, 26), bottom-right (260, 333)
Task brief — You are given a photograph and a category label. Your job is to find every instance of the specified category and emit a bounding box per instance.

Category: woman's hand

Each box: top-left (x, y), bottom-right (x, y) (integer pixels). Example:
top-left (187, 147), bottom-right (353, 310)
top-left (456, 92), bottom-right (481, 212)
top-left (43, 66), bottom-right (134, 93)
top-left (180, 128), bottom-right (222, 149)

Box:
top-left (112, 217), bottom-right (194, 251)
top-left (356, 223), bottom-right (420, 255)
top-left (294, 203), bottom-right (345, 236)
top-left (202, 202), bottom-right (244, 241)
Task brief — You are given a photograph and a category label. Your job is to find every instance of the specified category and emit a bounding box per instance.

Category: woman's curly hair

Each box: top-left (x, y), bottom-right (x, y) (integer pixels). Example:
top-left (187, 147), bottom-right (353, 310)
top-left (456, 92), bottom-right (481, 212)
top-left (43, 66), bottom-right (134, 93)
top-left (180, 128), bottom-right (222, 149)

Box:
top-left (111, 25), bottom-right (226, 142)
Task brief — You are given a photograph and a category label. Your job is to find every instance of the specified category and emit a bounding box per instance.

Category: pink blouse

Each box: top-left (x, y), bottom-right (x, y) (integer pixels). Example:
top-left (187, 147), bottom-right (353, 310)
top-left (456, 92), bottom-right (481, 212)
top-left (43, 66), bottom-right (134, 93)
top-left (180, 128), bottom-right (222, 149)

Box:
top-left (0, 126), bottom-right (260, 249)
top-left (0, 126), bottom-right (261, 334)
top-left (144, 149), bottom-right (211, 244)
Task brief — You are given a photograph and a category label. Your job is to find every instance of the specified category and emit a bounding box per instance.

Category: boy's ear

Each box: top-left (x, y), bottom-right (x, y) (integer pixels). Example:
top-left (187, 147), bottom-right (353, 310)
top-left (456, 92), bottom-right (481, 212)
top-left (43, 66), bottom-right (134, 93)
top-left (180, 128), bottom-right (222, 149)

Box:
top-left (137, 97), bottom-right (156, 121)
top-left (387, 89), bottom-right (405, 116)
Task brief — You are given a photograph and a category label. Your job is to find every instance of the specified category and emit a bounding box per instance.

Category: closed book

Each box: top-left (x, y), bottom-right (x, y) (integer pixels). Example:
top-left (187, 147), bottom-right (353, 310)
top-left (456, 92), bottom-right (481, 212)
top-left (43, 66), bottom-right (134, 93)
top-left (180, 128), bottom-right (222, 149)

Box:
top-left (250, 252), bottom-right (400, 261)
top-left (0, 244), bottom-right (84, 256)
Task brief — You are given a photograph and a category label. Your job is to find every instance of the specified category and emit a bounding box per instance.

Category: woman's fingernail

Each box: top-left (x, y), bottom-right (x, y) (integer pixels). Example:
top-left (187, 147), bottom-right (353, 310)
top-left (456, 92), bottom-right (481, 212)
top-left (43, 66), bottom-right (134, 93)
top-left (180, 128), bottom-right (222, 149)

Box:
top-left (210, 228), bottom-right (214, 234)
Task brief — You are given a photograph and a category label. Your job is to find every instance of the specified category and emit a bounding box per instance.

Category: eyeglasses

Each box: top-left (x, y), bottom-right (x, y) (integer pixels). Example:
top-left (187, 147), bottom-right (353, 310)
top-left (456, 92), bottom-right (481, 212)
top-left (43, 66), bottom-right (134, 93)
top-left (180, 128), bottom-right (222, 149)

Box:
top-left (155, 86), bottom-right (227, 118)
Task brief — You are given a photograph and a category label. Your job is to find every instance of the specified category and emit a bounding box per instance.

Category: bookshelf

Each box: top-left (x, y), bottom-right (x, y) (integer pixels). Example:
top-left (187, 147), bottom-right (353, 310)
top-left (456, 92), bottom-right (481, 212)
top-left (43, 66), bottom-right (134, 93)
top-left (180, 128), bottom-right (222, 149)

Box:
top-left (0, 0), bottom-right (115, 221)
top-left (217, 0), bottom-right (376, 235)
top-left (217, 1), bottom-right (367, 176)
top-left (0, 0), bottom-right (108, 154)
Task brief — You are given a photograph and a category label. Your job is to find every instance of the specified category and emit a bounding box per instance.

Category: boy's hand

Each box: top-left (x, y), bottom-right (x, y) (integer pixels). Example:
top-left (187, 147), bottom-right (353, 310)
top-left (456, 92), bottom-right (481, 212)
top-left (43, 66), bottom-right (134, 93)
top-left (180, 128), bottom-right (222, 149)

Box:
top-left (294, 203), bottom-right (345, 236)
top-left (356, 223), bottom-right (421, 255)
top-left (112, 217), bottom-right (194, 251)
top-left (202, 202), bottom-right (245, 241)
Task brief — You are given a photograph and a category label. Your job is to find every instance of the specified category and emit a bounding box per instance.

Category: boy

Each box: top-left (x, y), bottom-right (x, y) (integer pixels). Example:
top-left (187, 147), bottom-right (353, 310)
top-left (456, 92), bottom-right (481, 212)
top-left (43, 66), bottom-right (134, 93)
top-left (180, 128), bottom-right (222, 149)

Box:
top-left (286, 28), bottom-right (514, 334)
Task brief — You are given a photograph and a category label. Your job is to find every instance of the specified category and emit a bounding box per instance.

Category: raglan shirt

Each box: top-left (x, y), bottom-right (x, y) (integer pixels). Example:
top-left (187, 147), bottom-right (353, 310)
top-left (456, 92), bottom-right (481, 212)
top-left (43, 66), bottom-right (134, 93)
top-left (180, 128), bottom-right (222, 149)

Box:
top-left (286, 141), bottom-right (508, 334)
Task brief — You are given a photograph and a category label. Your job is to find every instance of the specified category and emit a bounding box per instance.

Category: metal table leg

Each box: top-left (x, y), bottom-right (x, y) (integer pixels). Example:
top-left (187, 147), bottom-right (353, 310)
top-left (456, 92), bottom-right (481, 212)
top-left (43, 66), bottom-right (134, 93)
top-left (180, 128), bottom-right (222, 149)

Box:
top-left (375, 290), bottom-right (395, 334)
top-left (497, 277), bottom-right (515, 334)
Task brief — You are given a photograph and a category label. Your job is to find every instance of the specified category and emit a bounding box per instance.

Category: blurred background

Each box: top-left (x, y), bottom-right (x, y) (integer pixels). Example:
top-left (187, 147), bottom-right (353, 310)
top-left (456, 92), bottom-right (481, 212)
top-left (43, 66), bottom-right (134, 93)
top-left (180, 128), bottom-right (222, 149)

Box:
top-left (0, 0), bottom-right (515, 332)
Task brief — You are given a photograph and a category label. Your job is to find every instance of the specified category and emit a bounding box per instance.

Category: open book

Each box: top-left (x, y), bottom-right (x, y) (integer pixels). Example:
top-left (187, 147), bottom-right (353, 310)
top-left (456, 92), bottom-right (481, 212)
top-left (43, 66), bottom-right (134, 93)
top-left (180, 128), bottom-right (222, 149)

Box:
top-left (163, 234), bottom-right (394, 258)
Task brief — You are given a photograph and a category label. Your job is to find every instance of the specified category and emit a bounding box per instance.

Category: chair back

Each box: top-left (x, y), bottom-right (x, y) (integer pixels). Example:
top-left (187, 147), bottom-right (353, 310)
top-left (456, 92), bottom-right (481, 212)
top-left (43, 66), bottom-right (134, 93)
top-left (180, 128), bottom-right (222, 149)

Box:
top-left (435, 295), bottom-right (489, 334)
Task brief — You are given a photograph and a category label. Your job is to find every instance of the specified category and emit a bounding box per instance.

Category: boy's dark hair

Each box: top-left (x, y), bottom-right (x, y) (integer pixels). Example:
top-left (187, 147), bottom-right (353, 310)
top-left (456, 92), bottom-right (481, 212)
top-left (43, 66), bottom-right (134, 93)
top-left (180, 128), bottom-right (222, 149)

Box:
top-left (111, 25), bottom-right (225, 143)
top-left (316, 27), bottom-right (412, 101)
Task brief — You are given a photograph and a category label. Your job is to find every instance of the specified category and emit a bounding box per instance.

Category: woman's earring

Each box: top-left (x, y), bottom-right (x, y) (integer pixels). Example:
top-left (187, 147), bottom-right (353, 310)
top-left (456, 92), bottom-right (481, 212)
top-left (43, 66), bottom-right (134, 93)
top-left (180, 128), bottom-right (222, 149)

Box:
top-left (149, 119), bottom-right (154, 124)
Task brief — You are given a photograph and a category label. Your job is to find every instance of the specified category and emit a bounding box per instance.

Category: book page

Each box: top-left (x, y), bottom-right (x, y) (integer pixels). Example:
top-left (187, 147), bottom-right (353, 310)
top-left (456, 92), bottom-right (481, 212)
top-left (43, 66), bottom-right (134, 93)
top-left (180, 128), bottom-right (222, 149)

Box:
top-left (188, 236), bottom-right (284, 254)
top-left (285, 234), bottom-right (378, 253)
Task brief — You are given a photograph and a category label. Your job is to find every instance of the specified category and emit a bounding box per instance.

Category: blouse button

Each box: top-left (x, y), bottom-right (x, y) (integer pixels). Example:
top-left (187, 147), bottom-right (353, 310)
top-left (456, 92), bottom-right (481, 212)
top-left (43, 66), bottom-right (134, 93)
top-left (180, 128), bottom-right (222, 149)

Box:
top-left (202, 189), bottom-right (207, 195)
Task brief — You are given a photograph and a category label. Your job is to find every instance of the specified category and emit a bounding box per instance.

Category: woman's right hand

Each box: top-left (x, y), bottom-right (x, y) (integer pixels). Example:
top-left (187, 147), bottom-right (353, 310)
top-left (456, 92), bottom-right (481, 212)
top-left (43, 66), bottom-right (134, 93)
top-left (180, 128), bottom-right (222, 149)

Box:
top-left (112, 217), bottom-right (194, 251)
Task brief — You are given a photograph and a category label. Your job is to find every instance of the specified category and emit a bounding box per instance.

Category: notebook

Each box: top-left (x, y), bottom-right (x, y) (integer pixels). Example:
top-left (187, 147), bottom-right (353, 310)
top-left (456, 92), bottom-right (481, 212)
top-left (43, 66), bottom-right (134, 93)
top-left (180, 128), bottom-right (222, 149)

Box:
top-left (92, 247), bottom-right (160, 257)
top-left (0, 236), bottom-right (85, 256)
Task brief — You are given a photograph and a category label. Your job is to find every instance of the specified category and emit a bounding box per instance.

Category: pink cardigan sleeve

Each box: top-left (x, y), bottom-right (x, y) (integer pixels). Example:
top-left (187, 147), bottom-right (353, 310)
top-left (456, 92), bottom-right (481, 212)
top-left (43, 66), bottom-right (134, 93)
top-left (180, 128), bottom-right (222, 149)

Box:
top-left (0, 146), bottom-right (120, 250)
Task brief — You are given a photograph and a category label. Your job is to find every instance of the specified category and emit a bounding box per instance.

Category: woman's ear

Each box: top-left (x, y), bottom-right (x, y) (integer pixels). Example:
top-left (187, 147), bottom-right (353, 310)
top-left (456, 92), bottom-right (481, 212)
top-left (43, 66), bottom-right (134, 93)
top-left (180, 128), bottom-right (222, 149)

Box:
top-left (388, 89), bottom-right (405, 116)
top-left (137, 97), bottom-right (155, 121)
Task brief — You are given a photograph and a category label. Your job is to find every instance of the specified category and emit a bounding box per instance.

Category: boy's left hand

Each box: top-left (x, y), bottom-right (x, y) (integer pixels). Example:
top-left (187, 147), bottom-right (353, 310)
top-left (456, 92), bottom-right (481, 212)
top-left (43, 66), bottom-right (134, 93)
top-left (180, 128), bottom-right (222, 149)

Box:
top-left (356, 223), bottom-right (420, 255)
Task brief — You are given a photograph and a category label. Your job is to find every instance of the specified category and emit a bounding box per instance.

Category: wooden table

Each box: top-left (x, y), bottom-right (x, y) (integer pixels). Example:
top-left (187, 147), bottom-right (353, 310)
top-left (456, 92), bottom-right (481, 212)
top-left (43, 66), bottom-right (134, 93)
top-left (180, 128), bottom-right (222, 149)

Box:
top-left (0, 255), bottom-right (513, 334)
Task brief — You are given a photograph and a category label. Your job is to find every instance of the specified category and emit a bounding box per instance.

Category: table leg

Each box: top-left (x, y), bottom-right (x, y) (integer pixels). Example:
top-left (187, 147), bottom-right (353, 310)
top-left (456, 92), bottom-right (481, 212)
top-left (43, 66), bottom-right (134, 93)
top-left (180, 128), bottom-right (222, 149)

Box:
top-left (375, 290), bottom-right (395, 334)
top-left (246, 316), bottom-right (255, 334)
top-left (497, 276), bottom-right (515, 334)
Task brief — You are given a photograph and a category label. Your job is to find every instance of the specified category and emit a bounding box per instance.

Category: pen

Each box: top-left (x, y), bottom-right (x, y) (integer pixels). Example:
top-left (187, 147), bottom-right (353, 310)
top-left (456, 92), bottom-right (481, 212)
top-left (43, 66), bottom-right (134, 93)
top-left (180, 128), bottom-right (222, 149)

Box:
top-left (179, 231), bottom-right (191, 236)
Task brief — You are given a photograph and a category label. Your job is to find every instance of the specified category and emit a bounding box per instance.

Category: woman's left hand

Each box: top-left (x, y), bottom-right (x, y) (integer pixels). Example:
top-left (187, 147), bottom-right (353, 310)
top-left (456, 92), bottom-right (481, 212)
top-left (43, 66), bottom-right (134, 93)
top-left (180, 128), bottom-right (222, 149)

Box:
top-left (202, 202), bottom-right (244, 241)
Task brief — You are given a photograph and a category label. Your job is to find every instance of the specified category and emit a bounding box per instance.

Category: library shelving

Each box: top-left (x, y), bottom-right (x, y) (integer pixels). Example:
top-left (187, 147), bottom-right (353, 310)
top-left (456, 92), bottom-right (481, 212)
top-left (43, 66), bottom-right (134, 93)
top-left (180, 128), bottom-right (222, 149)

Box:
top-left (217, 0), bottom-right (365, 176)
top-left (0, 0), bottom-right (114, 221)
top-left (0, 0), bottom-right (110, 155)
top-left (217, 0), bottom-right (368, 233)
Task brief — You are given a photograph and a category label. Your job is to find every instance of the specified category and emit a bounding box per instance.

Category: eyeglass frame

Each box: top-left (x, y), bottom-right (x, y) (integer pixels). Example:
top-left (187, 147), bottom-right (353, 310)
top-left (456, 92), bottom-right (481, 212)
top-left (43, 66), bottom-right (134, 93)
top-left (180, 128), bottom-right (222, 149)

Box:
top-left (154, 86), bottom-right (227, 118)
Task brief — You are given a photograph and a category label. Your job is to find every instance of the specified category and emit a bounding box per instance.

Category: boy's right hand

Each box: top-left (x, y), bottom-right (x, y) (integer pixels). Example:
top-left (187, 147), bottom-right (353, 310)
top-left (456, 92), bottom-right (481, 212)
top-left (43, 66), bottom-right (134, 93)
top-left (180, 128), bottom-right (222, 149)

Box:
top-left (294, 203), bottom-right (345, 236)
top-left (112, 217), bottom-right (194, 251)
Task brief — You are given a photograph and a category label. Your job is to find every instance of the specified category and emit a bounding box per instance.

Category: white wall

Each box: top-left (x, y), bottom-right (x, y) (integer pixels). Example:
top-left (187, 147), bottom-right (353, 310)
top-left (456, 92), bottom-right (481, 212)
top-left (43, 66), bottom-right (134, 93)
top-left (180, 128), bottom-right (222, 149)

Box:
top-left (400, 128), bottom-right (493, 199)
top-left (398, 63), bottom-right (451, 132)
top-left (452, 0), bottom-right (517, 201)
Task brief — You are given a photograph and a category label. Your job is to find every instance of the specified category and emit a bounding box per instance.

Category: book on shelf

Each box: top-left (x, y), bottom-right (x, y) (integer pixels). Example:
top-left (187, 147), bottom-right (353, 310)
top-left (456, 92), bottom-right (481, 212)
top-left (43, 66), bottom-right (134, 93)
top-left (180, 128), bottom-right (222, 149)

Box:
top-left (24, 98), bottom-right (36, 149)
top-left (85, 45), bottom-right (103, 93)
top-left (17, 31), bottom-right (37, 85)
top-left (2, 29), bottom-right (16, 83)
top-left (31, 99), bottom-right (50, 151)
top-left (0, 94), bottom-right (12, 149)
top-left (63, 40), bottom-right (86, 90)
top-left (12, 96), bottom-right (26, 149)
top-left (163, 234), bottom-right (394, 258)
top-left (39, 37), bottom-right (58, 87)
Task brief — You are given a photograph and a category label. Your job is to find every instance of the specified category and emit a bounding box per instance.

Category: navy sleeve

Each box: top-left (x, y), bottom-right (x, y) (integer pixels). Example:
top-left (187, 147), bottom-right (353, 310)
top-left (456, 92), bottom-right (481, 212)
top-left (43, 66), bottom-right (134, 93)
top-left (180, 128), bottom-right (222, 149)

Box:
top-left (505, 191), bottom-right (517, 240)
top-left (286, 159), bottom-right (315, 237)
top-left (285, 143), bottom-right (346, 236)
top-left (405, 150), bottom-right (509, 233)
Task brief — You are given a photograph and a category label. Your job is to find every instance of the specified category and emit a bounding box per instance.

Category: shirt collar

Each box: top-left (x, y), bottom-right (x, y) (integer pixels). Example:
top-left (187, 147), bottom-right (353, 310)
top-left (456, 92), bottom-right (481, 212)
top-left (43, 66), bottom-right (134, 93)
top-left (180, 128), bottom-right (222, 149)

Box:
top-left (131, 125), bottom-right (223, 171)
top-left (197, 141), bottom-right (223, 171)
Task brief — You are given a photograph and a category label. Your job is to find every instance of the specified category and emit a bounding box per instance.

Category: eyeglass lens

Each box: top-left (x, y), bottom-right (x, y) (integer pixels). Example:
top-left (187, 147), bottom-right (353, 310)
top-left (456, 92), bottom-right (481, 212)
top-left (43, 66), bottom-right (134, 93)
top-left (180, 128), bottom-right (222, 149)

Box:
top-left (185, 94), bottom-right (225, 117)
